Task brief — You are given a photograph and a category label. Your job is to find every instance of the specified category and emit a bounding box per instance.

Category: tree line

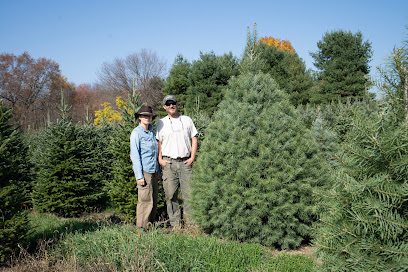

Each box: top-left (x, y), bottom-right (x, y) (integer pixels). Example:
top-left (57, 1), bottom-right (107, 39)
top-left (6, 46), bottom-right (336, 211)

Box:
top-left (1, 26), bottom-right (407, 271)
top-left (1, 29), bottom-right (372, 130)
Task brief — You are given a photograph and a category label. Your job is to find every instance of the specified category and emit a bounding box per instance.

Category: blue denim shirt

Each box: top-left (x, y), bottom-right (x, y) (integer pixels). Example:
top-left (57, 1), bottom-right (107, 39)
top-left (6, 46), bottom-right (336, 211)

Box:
top-left (130, 124), bottom-right (160, 180)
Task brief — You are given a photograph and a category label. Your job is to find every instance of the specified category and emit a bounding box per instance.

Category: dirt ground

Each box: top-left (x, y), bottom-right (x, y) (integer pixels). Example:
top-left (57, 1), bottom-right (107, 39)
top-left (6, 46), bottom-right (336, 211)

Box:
top-left (271, 245), bottom-right (315, 259)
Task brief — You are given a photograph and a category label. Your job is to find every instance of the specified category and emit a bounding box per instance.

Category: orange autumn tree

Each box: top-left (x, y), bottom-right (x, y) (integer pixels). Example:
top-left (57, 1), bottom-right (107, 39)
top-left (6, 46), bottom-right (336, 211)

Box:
top-left (259, 36), bottom-right (295, 54)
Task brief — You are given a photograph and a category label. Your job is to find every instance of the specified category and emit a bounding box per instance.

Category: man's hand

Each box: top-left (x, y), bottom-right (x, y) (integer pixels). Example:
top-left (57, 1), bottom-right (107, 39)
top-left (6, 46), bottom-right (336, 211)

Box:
top-left (159, 159), bottom-right (171, 167)
top-left (137, 178), bottom-right (146, 186)
top-left (184, 157), bottom-right (195, 165)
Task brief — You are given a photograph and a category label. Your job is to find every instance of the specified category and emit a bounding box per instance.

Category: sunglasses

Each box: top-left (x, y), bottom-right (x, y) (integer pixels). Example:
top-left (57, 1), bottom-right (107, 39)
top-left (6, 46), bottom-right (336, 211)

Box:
top-left (165, 102), bottom-right (177, 106)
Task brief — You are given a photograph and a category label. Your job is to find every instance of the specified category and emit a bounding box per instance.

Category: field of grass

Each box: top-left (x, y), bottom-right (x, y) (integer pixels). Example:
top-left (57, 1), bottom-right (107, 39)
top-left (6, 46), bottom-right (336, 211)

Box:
top-left (4, 212), bottom-right (316, 271)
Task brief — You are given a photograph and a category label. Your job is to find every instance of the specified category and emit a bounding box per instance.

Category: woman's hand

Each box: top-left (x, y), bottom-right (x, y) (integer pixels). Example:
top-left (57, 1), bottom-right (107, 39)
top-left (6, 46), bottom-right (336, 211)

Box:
top-left (137, 178), bottom-right (146, 186)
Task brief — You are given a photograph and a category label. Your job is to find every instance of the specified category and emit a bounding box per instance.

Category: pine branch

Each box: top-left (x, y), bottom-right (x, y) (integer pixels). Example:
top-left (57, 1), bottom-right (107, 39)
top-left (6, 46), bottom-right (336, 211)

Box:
top-left (372, 214), bottom-right (408, 228)
top-left (319, 219), bottom-right (357, 238)
top-left (343, 238), bottom-right (359, 249)
top-left (373, 189), bottom-right (403, 198)
top-left (347, 119), bottom-right (391, 165)
top-left (329, 203), bottom-right (348, 216)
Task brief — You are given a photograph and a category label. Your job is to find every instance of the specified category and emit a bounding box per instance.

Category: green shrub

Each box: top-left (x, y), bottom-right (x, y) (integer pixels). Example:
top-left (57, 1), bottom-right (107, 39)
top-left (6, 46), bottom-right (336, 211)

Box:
top-left (186, 104), bottom-right (212, 151)
top-left (298, 99), bottom-right (379, 144)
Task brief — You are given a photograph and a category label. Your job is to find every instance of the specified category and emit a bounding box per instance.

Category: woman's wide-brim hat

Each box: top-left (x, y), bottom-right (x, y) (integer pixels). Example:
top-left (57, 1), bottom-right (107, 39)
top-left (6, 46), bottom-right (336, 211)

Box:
top-left (135, 105), bottom-right (157, 119)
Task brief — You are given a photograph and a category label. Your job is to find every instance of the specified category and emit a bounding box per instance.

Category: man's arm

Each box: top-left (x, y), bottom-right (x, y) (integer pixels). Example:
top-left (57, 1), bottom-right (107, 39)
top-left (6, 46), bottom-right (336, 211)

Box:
top-left (184, 136), bottom-right (197, 165)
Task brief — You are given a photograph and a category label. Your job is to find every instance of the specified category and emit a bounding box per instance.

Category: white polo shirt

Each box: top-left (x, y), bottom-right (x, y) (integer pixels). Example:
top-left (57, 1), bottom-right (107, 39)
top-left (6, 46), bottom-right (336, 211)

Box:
top-left (156, 115), bottom-right (197, 159)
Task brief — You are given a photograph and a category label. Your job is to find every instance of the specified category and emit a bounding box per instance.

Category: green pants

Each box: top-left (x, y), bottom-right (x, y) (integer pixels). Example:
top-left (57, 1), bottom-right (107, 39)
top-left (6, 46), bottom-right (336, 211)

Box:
top-left (162, 157), bottom-right (193, 227)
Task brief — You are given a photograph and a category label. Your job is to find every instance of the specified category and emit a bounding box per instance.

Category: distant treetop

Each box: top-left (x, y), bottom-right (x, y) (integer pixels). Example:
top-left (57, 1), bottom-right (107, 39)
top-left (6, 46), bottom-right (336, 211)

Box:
top-left (258, 36), bottom-right (295, 54)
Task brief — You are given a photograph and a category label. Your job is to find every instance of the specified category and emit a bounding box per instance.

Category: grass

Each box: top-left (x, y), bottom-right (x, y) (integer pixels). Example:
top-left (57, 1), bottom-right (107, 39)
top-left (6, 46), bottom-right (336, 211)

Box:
top-left (4, 212), bottom-right (316, 271)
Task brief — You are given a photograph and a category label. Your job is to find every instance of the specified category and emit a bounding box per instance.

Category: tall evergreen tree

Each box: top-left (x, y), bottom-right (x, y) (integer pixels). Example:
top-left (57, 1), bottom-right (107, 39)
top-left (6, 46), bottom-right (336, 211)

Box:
top-left (162, 54), bottom-right (192, 113)
top-left (186, 52), bottom-right (239, 115)
top-left (310, 30), bottom-right (373, 103)
top-left (191, 66), bottom-right (327, 249)
top-left (0, 100), bottom-right (31, 263)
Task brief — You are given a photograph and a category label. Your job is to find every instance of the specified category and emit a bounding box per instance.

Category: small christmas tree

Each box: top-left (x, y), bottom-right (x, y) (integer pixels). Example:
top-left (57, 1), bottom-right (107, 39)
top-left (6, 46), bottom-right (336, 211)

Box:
top-left (31, 91), bottom-right (108, 217)
top-left (0, 100), bottom-right (31, 264)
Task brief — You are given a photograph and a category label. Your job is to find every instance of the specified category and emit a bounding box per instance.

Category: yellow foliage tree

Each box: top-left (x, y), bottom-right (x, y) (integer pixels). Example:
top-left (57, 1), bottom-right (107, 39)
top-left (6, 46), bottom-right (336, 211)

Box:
top-left (259, 36), bottom-right (295, 54)
top-left (94, 96), bottom-right (129, 126)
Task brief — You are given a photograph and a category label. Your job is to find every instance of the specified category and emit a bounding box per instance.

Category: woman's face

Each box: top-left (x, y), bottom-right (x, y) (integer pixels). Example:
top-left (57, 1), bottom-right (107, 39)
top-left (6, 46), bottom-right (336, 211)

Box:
top-left (139, 115), bottom-right (152, 126)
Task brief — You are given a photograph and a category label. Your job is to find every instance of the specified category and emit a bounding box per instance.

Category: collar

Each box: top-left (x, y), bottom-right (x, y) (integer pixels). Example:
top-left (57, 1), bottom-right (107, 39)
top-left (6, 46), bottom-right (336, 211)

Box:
top-left (137, 124), bottom-right (153, 133)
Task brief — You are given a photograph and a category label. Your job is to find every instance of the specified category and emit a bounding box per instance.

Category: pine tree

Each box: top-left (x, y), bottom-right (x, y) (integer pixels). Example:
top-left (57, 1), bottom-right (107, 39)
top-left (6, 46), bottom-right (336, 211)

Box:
top-left (310, 30), bottom-right (373, 103)
top-left (313, 37), bottom-right (408, 271)
top-left (0, 100), bottom-right (31, 264)
top-left (162, 54), bottom-right (192, 112)
top-left (191, 66), bottom-right (327, 249)
top-left (163, 52), bottom-right (239, 117)
top-left (298, 99), bottom-right (379, 145)
top-left (186, 52), bottom-right (239, 115)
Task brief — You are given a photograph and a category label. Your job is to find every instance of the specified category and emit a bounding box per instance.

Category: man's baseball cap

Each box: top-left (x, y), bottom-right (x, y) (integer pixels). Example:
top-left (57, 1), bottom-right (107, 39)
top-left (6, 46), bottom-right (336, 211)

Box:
top-left (163, 95), bottom-right (177, 105)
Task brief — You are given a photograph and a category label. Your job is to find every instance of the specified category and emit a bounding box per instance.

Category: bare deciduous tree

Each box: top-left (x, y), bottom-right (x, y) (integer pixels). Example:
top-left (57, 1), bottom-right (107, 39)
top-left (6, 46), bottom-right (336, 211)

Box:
top-left (141, 76), bottom-right (165, 109)
top-left (97, 49), bottom-right (166, 107)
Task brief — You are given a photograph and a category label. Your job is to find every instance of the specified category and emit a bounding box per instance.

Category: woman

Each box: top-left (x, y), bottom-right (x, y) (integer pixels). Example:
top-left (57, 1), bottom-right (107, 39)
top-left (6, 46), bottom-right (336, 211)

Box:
top-left (130, 105), bottom-right (160, 233)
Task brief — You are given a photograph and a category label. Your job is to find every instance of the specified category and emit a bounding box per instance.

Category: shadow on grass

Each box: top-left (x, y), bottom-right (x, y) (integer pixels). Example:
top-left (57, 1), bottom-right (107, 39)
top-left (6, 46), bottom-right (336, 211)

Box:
top-left (25, 214), bottom-right (124, 253)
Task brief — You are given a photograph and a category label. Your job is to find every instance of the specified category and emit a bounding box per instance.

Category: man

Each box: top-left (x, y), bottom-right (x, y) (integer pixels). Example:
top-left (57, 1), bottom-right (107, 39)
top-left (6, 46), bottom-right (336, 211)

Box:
top-left (156, 95), bottom-right (198, 227)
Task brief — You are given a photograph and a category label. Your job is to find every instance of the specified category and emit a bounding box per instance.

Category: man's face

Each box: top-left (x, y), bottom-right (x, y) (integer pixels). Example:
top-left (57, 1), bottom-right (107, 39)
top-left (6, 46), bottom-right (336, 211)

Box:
top-left (163, 100), bottom-right (178, 115)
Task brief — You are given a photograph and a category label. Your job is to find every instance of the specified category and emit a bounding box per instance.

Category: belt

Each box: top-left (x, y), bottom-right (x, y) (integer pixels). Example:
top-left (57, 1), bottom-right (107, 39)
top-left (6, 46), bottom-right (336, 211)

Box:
top-left (163, 156), bottom-right (190, 162)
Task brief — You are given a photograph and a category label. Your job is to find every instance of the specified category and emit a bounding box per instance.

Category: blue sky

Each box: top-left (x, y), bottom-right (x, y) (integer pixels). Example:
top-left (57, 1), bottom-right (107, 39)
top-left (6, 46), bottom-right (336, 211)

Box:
top-left (1, 0), bottom-right (407, 87)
